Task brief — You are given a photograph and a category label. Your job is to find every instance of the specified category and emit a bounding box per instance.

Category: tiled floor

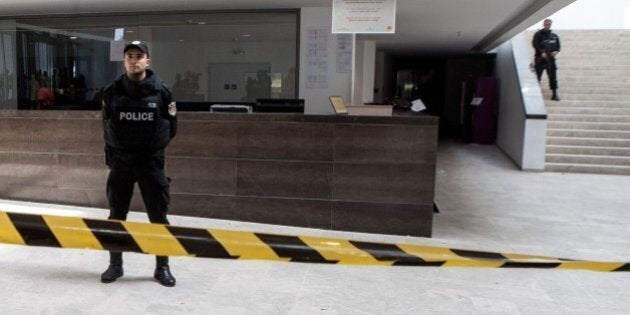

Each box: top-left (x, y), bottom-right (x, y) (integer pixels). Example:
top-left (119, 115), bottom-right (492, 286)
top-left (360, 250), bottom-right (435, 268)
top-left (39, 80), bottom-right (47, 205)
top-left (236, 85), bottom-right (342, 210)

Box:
top-left (2, 141), bottom-right (630, 314)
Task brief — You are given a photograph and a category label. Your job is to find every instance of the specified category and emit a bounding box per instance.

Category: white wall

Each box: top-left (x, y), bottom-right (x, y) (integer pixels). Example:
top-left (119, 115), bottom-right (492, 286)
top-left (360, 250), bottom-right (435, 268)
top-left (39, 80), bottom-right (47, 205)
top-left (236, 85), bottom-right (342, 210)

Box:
top-left (350, 39), bottom-right (376, 105)
top-left (530, 0), bottom-right (630, 29)
top-left (496, 40), bottom-right (526, 167)
top-left (350, 40), bottom-right (376, 105)
top-left (300, 7), bottom-right (353, 115)
top-left (360, 40), bottom-right (376, 104)
top-left (496, 33), bottom-right (547, 170)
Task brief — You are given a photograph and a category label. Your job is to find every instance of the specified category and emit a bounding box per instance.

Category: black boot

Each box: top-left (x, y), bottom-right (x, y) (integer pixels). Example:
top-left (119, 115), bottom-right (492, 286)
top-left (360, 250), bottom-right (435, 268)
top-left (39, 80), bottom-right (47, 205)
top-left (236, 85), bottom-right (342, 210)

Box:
top-left (154, 256), bottom-right (176, 287)
top-left (101, 252), bottom-right (123, 283)
top-left (551, 89), bottom-right (560, 101)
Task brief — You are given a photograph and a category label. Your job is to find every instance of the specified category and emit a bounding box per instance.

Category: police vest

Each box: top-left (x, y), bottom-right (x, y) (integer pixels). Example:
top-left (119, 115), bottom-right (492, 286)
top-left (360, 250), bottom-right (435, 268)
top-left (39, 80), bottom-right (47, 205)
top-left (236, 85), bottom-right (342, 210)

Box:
top-left (106, 87), bottom-right (171, 153)
top-left (542, 33), bottom-right (560, 52)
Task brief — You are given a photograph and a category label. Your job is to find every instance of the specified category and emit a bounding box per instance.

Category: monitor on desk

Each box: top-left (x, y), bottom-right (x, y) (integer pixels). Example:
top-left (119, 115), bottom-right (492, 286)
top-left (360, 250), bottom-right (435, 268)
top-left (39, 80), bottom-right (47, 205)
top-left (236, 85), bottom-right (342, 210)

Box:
top-left (254, 98), bottom-right (304, 113)
top-left (210, 104), bottom-right (252, 113)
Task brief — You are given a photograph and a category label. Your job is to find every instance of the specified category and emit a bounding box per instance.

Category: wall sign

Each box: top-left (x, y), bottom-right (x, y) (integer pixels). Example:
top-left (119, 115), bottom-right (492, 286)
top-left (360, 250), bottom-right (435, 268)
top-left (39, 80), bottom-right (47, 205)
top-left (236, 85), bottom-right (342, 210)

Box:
top-left (332, 0), bottom-right (396, 34)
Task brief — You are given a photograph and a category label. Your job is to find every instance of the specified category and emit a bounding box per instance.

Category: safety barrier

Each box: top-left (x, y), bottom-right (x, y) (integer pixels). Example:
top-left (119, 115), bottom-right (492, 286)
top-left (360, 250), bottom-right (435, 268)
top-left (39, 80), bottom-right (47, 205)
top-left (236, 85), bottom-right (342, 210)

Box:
top-left (1, 210), bottom-right (628, 272)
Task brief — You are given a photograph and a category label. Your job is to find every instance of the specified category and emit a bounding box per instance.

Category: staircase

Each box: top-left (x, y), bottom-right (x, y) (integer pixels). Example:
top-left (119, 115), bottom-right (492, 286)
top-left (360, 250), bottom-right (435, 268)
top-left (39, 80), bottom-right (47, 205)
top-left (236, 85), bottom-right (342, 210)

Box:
top-left (537, 30), bottom-right (630, 175)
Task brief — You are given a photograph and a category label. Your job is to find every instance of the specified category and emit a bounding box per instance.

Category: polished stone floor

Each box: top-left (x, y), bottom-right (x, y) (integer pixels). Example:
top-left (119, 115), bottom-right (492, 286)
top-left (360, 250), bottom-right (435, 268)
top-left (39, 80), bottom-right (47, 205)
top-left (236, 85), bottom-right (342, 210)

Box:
top-left (2, 140), bottom-right (630, 314)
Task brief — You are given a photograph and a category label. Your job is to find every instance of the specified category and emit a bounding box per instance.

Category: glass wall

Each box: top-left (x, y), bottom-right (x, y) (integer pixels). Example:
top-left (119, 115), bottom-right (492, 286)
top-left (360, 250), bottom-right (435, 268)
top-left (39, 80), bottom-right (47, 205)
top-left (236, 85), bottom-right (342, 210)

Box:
top-left (5, 11), bottom-right (298, 110)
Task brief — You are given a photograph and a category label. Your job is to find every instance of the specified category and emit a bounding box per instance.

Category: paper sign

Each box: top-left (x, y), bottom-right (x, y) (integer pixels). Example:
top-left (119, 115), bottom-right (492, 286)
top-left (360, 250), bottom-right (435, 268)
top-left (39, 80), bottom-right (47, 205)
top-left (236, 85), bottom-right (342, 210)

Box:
top-left (332, 0), bottom-right (396, 34)
top-left (411, 99), bottom-right (426, 112)
top-left (110, 40), bottom-right (125, 62)
top-left (470, 97), bottom-right (484, 106)
top-left (329, 96), bottom-right (348, 115)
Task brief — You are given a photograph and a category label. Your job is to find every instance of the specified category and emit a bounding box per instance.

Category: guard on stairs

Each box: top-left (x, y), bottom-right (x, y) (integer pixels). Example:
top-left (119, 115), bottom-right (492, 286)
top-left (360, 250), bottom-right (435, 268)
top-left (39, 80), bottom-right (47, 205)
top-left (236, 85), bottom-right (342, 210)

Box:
top-left (533, 18), bottom-right (561, 101)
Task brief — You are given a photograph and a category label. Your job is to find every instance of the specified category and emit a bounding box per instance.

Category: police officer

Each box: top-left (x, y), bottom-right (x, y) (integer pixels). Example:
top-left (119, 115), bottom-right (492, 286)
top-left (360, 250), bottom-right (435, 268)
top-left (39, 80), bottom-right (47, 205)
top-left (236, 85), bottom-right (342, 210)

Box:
top-left (100, 41), bottom-right (178, 287)
top-left (533, 18), bottom-right (561, 101)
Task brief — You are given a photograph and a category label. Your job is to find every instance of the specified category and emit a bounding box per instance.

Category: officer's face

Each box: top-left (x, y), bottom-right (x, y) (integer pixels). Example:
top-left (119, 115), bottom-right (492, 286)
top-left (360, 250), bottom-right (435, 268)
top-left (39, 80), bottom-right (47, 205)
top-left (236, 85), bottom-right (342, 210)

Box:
top-left (124, 48), bottom-right (151, 78)
top-left (543, 20), bottom-right (552, 30)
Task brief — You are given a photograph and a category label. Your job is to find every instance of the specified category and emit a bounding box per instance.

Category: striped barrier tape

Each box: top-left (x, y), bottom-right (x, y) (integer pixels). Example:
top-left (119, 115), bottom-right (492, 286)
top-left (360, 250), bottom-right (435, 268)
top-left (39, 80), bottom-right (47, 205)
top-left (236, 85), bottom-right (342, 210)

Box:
top-left (1, 210), bottom-right (629, 272)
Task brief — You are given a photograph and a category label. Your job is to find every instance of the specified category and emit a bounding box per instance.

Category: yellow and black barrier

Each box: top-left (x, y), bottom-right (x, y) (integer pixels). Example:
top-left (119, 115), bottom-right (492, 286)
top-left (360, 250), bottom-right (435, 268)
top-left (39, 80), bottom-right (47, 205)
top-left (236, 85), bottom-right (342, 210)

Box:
top-left (1, 210), bottom-right (629, 272)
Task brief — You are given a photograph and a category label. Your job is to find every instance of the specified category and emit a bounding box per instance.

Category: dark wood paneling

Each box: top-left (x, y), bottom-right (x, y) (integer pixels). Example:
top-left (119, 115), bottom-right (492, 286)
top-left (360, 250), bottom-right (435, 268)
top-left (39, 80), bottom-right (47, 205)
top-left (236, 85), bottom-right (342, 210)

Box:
top-left (237, 160), bottom-right (333, 199)
top-left (168, 121), bottom-right (238, 158)
top-left (169, 194), bottom-right (236, 220)
top-left (58, 154), bottom-right (107, 190)
top-left (0, 118), bottom-right (28, 152)
top-left (233, 196), bottom-right (332, 229)
top-left (0, 111), bottom-right (438, 236)
top-left (332, 202), bottom-right (433, 237)
top-left (333, 163), bottom-right (435, 204)
top-left (13, 152), bottom-right (59, 187)
top-left (236, 122), bottom-right (334, 161)
top-left (334, 124), bottom-right (437, 164)
top-left (168, 157), bottom-right (236, 195)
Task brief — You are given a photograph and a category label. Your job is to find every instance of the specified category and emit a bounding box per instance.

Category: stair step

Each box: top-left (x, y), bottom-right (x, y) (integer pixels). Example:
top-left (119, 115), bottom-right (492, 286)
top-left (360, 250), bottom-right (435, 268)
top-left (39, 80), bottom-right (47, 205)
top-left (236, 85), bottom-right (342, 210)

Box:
top-left (556, 32), bottom-right (630, 39)
top-left (542, 94), bottom-right (630, 101)
top-left (547, 114), bottom-right (630, 123)
top-left (545, 163), bottom-right (630, 176)
top-left (546, 107), bottom-right (630, 115)
top-left (559, 60), bottom-right (630, 66)
top-left (560, 55), bottom-right (630, 60)
top-left (547, 128), bottom-right (630, 139)
top-left (547, 121), bottom-right (630, 131)
top-left (546, 153), bottom-right (630, 166)
top-left (560, 64), bottom-right (630, 68)
top-left (545, 82), bottom-right (630, 89)
top-left (536, 30), bottom-right (630, 176)
top-left (543, 88), bottom-right (630, 95)
top-left (539, 75), bottom-right (630, 86)
top-left (546, 145), bottom-right (630, 157)
top-left (558, 76), bottom-right (630, 83)
top-left (546, 137), bottom-right (630, 147)
top-left (554, 69), bottom-right (630, 77)
top-left (560, 51), bottom-right (630, 56)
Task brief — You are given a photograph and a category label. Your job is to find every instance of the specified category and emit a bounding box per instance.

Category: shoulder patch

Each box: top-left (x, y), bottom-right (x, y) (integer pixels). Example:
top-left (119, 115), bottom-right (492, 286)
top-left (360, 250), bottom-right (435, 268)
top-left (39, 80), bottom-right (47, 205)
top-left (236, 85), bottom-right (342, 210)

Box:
top-left (168, 102), bottom-right (177, 117)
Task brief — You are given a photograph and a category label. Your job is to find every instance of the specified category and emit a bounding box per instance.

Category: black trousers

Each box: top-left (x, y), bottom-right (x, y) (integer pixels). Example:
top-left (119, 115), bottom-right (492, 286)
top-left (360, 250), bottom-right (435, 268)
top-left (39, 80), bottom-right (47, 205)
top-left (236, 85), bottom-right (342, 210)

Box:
top-left (106, 156), bottom-right (171, 224)
top-left (535, 56), bottom-right (558, 90)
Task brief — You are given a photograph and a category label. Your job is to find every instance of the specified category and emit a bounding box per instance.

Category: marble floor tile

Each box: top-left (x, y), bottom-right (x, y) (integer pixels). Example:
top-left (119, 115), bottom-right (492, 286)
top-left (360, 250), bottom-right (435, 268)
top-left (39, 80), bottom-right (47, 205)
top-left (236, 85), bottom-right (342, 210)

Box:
top-left (2, 141), bottom-right (630, 314)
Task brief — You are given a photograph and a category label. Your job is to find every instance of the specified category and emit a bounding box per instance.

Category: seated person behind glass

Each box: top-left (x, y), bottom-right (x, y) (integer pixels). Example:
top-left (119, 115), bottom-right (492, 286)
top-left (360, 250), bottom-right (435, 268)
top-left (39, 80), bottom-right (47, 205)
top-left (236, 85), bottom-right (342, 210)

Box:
top-left (36, 84), bottom-right (54, 109)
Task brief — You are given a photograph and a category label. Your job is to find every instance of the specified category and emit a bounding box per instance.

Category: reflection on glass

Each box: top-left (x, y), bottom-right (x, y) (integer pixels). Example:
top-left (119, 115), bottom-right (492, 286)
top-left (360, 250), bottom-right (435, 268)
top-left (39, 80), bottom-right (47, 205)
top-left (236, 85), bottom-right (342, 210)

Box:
top-left (4, 11), bottom-right (298, 110)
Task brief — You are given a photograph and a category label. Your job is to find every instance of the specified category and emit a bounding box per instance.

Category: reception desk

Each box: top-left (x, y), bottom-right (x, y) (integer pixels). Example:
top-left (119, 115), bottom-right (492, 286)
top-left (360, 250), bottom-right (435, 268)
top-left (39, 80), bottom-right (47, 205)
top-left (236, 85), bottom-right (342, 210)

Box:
top-left (0, 110), bottom-right (438, 236)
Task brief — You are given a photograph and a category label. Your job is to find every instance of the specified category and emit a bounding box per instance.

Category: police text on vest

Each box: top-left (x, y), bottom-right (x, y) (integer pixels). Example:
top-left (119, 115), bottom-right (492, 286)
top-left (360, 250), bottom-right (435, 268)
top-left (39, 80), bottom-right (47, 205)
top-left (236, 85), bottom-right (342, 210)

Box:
top-left (119, 112), bottom-right (155, 121)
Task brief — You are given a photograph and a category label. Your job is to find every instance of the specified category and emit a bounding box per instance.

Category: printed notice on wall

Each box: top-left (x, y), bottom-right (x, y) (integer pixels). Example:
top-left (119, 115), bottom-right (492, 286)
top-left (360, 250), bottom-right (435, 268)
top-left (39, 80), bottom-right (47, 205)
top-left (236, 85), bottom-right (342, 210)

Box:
top-left (305, 27), bottom-right (329, 89)
top-left (110, 40), bottom-right (125, 62)
top-left (332, 0), bottom-right (396, 34)
top-left (336, 34), bottom-right (353, 73)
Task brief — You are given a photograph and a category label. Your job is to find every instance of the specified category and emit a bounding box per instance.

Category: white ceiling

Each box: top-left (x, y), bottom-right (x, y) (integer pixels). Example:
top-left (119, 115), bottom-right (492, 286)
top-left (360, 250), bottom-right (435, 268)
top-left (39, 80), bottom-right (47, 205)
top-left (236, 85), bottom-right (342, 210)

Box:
top-left (0, 0), bottom-right (576, 55)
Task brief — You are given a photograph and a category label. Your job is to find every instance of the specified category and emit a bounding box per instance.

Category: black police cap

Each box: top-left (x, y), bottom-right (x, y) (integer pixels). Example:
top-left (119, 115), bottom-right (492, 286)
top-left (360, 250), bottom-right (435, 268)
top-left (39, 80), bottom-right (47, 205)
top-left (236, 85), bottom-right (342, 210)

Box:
top-left (124, 41), bottom-right (150, 56)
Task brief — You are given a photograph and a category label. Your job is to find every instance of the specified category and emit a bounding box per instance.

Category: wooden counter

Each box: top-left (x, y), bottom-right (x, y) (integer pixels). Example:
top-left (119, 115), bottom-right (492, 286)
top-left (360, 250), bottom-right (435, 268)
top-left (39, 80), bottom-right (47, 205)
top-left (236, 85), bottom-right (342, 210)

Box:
top-left (0, 110), bottom-right (438, 236)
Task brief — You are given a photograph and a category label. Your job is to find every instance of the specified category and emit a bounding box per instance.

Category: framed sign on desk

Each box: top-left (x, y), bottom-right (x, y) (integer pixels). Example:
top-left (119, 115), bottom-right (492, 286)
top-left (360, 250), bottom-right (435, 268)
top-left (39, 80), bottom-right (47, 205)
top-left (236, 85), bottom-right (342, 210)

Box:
top-left (329, 96), bottom-right (348, 115)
